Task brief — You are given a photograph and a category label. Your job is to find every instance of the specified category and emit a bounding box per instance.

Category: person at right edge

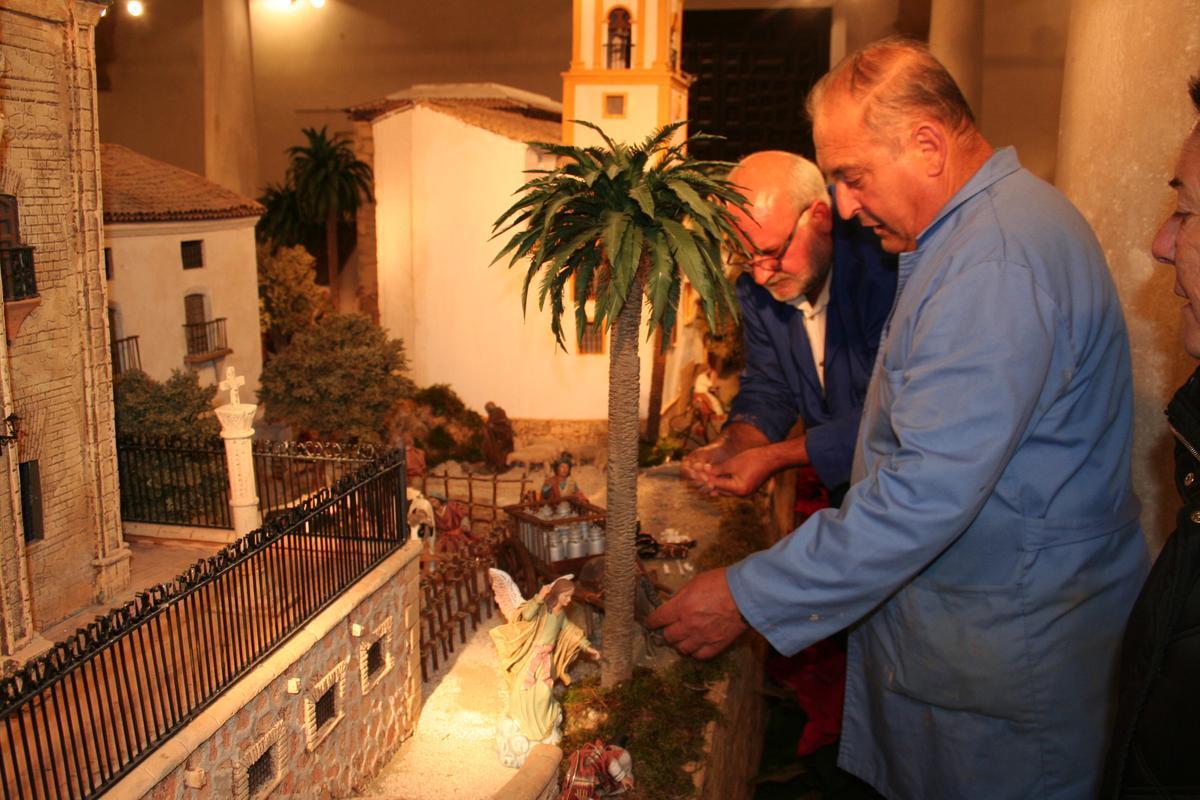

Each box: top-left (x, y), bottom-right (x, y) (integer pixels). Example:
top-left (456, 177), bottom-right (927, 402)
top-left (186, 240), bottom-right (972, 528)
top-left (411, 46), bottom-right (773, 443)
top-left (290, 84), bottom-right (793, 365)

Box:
top-left (1103, 74), bottom-right (1200, 798)
top-left (646, 38), bottom-right (1149, 799)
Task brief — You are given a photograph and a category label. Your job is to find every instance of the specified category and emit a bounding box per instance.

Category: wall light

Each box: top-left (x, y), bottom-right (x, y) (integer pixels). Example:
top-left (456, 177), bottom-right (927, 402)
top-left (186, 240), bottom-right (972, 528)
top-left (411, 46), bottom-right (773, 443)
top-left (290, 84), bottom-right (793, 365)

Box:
top-left (126, 0), bottom-right (144, 16)
top-left (309, 0), bottom-right (326, 7)
top-left (0, 414), bottom-right (21, 452)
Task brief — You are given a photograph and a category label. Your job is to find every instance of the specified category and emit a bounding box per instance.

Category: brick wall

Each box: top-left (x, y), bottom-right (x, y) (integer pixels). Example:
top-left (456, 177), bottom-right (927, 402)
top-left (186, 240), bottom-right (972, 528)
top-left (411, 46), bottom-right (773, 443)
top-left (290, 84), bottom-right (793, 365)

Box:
top-left (0, 0), bottom-right (128, 642)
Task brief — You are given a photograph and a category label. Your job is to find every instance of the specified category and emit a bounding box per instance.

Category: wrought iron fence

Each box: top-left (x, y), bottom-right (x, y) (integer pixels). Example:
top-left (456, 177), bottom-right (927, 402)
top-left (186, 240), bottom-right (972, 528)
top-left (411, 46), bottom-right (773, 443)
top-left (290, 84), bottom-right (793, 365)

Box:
top-left (110, 336), bottom-right (141, 377)
top-left (253, 440), bottom-right (376, 520)
top-left (0, 246), bottom-right (37, 302)
top-left (182, 318), bottom-right (229, 362)
top-left (117, 436), bottom-right (231, 529)
top-left (0, 449), bottom-right (408, 800)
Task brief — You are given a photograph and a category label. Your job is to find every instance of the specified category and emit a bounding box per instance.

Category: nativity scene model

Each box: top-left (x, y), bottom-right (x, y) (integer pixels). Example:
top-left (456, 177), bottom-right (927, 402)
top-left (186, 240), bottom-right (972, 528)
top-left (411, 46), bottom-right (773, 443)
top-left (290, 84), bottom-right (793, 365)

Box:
top-left (488, 569), bottom-right (599, 768)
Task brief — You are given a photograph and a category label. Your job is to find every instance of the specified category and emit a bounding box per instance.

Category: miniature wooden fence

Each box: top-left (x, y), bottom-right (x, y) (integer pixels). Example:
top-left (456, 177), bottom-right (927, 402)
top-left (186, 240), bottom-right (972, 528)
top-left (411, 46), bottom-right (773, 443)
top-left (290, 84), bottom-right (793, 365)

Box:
top-left (413, 470), bottom-right (537, 524)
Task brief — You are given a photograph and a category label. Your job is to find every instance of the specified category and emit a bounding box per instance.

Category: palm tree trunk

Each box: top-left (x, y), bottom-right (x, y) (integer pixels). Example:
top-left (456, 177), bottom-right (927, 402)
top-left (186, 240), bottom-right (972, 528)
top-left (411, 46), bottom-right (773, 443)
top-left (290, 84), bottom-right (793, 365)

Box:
top-left (644, 327), bottom-right (667, 443)
top-left (325, 209), bottom-right (339, 310)
top-left (601, 266), bottom-right (644, 688)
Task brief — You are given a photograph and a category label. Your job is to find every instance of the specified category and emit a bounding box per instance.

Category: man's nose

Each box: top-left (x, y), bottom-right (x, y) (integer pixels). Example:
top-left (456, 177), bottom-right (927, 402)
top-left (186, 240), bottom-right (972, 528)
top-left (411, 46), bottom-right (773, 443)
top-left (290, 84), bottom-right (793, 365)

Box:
top-left (835, 186), bottom-right (860, 220)
top-left (751, 261), bottom-right (775, 285)
top-left (1153, 215), bottom-right (1179, 265)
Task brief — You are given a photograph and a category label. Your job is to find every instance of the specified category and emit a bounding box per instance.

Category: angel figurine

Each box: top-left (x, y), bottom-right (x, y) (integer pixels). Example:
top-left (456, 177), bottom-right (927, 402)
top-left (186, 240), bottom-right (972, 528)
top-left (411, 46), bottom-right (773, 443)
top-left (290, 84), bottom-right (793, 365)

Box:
top-left (489, 568), bottom-right (599, 767)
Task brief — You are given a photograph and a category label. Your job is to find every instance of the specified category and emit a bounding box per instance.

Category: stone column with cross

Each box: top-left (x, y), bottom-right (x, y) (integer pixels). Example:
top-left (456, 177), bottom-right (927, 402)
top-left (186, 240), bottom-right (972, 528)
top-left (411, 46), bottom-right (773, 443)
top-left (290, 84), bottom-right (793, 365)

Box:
top-left (215, 366), bottom-right (261, 537)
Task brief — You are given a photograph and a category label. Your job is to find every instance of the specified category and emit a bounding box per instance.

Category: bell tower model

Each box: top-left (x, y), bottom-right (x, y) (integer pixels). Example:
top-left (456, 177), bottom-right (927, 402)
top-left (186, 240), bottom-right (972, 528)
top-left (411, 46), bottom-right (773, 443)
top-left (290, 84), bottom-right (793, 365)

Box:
top-left (562, 0), bottom-right (690, 148)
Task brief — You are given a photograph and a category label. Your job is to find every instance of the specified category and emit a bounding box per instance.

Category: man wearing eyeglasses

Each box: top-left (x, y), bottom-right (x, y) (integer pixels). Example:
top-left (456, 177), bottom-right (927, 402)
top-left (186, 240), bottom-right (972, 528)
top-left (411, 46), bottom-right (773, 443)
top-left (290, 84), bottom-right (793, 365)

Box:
top-left (683, 151), bottom-right (897, 503)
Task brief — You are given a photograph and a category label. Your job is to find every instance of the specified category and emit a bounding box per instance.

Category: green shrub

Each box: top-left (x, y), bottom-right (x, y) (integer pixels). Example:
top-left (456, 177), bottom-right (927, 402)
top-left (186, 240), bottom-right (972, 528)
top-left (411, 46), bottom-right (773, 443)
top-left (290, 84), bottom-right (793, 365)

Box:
top-left (114, 369), bottom-right (219, 439)
top-left (259, 313), bottom-right (413, 444)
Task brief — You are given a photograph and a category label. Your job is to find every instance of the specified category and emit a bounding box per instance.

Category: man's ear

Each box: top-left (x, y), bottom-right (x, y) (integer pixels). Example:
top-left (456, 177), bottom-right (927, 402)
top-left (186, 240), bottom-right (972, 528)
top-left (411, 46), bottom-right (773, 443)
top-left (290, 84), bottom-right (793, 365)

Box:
top-left (808, 200), bottom-right (834, 235)
top-left (911, 122), bottom-right (948, 177)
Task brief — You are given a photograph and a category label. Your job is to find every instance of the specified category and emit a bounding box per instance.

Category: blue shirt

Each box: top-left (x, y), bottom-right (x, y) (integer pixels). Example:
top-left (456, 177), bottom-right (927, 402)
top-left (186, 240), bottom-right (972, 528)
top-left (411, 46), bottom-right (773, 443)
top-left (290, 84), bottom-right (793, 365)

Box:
top-left (727, 211), bottom-right (897, 488)
top-left (727, 148), bottom-right (1150, 799)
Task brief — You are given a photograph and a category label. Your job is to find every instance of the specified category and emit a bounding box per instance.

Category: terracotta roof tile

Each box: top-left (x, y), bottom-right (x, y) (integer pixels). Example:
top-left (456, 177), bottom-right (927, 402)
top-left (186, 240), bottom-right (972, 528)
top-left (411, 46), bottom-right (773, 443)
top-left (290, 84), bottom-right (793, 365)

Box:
top-left (101, 144), bottom-right (264, 224)
top-left (348, 84), bottom-right (562, 145)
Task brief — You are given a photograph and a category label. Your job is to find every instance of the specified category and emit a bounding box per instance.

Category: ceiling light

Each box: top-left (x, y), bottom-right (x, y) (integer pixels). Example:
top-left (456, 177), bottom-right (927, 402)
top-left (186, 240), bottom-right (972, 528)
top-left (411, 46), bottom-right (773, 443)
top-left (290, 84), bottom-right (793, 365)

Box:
top-left (126, 0), bottom-right (144, 16)
top-left (309, 0), bottom-right (326, 7)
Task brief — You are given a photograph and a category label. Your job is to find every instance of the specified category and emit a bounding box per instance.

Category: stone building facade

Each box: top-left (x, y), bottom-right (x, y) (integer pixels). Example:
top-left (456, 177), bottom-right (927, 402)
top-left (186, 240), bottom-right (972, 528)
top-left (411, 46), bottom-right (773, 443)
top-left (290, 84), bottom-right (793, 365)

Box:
top-left (0, 0), bottom-right (128, 657)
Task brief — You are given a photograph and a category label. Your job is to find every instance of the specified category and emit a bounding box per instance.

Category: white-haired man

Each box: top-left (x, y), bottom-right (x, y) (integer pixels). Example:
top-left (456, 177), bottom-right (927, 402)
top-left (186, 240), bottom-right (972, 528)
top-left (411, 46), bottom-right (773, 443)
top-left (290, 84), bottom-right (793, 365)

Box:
top-left (650, 39), bottom-right (1149, 799)
top-left (683, 151), bottom-right (896, 502)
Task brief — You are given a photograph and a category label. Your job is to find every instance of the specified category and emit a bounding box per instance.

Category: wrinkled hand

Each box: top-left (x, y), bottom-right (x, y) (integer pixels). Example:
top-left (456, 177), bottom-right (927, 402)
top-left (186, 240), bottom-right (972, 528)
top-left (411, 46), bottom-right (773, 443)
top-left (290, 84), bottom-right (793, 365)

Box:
top-left (690, 447), bottom-right (776, 497)
top-left (643, 568), bottom-right (747, 660)
top-left (680, 437), bottom-right (737, 484)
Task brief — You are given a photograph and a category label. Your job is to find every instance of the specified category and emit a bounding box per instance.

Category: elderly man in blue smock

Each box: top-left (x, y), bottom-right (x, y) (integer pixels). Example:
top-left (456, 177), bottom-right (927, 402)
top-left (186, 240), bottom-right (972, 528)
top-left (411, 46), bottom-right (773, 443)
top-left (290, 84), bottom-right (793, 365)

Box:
top-left (682, 151), bottom-right (896, 501)
top-left (649, 38), bottom-right (1149, 800)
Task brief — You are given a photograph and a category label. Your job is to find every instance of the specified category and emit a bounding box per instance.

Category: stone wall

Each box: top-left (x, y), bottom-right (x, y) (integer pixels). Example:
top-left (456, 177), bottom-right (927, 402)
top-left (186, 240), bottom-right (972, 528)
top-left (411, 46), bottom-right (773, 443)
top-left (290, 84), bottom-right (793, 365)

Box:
top-left (111, 539), bottom-right (423, 800)
top-left (0, 0), bottom-right (128, 650)
top-left (693, 642), bottom-right (765, 800)
top-left (511, 418), bottom-right (607, 450)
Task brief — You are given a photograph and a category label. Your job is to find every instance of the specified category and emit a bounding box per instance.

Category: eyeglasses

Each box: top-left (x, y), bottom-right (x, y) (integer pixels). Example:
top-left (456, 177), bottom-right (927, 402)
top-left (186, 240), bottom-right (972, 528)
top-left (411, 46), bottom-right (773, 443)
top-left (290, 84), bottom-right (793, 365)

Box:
top-left (726, 211), bottom-right (803, 273)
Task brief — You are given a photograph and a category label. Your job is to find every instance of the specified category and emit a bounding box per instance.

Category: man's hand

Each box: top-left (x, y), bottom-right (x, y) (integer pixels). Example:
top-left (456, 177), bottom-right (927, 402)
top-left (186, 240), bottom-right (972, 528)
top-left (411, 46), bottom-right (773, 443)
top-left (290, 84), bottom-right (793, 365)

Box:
top-left (644, 568), bottom-right (747, 660)
top-left (690, 447), bottom-right (778, 497)
top-left (680, 422), bottom-right (770, 485)
top-left (679, 436), bottom-right (738, 483)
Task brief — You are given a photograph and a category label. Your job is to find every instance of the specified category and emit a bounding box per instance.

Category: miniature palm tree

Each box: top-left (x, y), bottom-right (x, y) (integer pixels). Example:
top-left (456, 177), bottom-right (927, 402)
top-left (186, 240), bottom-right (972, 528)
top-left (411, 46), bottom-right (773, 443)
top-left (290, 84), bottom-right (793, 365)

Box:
top-left (493, 121), bottom-right (746, 687)
top-left (286, 127), bottom-right (373, 309)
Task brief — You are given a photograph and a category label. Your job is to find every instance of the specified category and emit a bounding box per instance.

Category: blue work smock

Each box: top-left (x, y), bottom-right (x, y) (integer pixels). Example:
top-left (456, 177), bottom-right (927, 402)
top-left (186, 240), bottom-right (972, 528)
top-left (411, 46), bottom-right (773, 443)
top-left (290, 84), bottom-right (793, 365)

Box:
top-left (727, 211), bottom-right (897, 488)
top-left (727, 148), bottom-right (1150, 799)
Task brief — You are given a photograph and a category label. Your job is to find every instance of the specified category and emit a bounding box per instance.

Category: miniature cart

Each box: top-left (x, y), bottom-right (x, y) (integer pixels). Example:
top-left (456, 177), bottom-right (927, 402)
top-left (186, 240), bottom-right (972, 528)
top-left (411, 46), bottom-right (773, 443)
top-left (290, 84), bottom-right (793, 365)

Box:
top-left (502, 497), bottom-right (607, 576)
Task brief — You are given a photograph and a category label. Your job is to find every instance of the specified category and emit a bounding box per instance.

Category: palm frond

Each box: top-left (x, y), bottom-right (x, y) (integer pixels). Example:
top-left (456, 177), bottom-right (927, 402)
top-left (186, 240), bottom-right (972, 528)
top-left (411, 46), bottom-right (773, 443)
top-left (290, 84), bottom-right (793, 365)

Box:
top-left (492, 120), bottom-right (746, 352)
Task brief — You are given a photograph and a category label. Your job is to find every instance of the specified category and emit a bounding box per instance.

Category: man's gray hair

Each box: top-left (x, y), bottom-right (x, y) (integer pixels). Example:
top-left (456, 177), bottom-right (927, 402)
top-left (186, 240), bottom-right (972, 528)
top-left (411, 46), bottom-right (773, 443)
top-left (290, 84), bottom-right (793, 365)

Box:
top-left (731, 151), bottom-right (831, 213)
top-left (807, 36), bottom-right (975, 143)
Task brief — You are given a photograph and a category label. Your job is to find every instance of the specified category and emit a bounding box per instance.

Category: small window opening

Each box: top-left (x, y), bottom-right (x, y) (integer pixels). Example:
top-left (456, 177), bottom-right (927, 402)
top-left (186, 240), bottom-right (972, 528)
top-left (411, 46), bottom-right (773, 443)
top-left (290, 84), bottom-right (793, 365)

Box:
top-left (104, 247), bottom-right (113, 280)
top-left (604, 94), bottom-right (626, 117)
top-left (180, 240), bottom-right (204, 269)
top-left (246, 747), bottom-right (274, 797)
top-left (314, 686), bottom-right (336, 729)
top-left (607, 8), bottom-right (632, 69)
top-left (19, 460), bottom-right (42, 543)
top-left (366, 639), bottom-right (385, 678)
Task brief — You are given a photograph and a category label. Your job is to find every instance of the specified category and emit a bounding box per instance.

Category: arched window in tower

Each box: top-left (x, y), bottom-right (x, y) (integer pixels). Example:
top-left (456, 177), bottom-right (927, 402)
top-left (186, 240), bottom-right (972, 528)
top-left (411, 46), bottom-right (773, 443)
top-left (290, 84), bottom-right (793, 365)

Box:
top-left (606, 8), bottom-right (632, 69)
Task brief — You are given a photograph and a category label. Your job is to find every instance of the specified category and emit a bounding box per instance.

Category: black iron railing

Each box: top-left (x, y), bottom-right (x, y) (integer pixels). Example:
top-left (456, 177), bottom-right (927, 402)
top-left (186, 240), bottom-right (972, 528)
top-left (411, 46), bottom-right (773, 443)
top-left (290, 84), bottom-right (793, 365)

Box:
top-left (254, 440), bottom-right (376, 520)
top-left (117, 436), bottom-right (232, 528)
top-left (182, 318), bottom-right (230, 362)
top-left (0, 449), bottom-right (408, 800)
top-left (0, 246), bottom-right (37, 302)
top-left (111, 336), bottom-right (141, 377)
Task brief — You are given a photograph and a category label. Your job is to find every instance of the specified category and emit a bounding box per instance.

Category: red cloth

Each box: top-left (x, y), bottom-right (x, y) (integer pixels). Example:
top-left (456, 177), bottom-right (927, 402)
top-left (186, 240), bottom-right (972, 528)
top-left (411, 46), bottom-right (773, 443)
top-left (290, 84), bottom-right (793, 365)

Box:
top-left (770, 465), bottom-right (846, 756)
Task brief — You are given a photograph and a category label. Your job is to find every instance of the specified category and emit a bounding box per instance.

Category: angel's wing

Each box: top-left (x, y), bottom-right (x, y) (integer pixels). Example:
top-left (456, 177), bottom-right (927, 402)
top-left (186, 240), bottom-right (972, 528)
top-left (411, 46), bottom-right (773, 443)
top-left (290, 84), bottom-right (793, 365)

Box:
top-left (489, 568), bottom-right (525, 623)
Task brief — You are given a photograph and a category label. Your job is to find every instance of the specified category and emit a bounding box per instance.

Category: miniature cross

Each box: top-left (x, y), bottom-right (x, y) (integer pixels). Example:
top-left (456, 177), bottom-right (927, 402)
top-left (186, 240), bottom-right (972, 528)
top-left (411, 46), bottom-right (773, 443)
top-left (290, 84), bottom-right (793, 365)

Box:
top-left (219, 366), bottom-right (245, 406)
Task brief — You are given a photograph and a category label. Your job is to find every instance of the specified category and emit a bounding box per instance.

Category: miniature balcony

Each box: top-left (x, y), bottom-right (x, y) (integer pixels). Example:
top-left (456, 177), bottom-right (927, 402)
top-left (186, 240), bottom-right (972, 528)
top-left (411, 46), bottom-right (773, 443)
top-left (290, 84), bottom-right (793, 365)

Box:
top-left (1, 245), bottom-right (40, 340)
top-left (183, 317), bottom-right (233, 364)
top-left (112, 335), bottom-right (142, 376)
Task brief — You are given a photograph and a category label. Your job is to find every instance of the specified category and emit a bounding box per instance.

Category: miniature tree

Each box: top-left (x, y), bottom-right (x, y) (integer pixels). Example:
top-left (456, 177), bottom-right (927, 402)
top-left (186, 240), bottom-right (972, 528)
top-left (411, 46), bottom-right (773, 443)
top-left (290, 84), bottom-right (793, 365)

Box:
top-left (493, 121), bottom-right (746, 686)
top-left (114, 368), bottom-right (220, 439)
top-left (285, 127), bottom-right (373, 309)
top-left (258, 313), bottom-right (413, 443)
top-left (257, 242), bottom-right (330, 355)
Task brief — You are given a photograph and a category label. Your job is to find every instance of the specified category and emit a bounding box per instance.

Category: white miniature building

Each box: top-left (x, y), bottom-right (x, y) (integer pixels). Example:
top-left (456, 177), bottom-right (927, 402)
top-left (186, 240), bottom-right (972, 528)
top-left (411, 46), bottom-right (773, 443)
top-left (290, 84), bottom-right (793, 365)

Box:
top-left (101, 143), bottom-right (265, 398)
top-left (348, 2), bottom-right (702, 426)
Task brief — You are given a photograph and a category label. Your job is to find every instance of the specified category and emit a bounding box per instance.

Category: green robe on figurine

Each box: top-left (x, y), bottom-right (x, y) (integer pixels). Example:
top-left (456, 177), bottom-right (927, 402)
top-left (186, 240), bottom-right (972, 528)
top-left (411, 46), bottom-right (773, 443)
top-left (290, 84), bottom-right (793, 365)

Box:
top-left (489, 569), bottom-right (597, 767)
